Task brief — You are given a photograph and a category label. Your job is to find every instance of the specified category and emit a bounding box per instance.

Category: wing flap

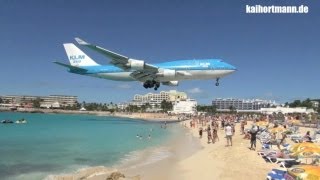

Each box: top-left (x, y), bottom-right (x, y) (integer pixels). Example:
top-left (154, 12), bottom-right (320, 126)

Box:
top-left (75, 37), bottom-right (129, 61)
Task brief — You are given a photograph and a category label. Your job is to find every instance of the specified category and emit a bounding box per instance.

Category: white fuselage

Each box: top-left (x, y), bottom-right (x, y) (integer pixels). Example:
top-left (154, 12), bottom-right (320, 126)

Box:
top-left (89, 69), bottom-right (235, 82)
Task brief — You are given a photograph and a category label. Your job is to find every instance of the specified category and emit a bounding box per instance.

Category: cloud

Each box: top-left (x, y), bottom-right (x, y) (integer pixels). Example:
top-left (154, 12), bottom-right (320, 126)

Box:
top-left (117, 84), bottom-right (132, 89)
top-left (187, 87), bottom-right (203, 94)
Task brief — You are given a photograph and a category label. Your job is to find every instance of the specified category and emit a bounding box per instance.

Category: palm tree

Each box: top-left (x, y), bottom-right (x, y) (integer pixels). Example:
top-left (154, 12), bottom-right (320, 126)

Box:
top-left (229, 106), bottom-right (236, 113)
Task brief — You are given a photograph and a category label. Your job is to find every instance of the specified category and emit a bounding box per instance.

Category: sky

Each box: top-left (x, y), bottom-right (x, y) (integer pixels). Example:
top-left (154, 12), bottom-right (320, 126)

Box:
top-left (0, 0), bottom-right (319, 104)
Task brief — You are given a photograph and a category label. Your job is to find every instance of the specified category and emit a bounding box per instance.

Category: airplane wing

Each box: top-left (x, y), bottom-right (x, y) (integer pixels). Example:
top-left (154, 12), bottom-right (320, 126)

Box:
top-left (74, 37), bottom-right (159, 82)
top-left (75, 38), bottom-right (158, 71)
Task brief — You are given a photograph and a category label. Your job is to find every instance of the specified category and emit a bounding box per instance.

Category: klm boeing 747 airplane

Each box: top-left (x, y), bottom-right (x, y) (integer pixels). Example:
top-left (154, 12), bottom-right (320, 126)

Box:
top-left (54, 38), bottom-right (236, 90)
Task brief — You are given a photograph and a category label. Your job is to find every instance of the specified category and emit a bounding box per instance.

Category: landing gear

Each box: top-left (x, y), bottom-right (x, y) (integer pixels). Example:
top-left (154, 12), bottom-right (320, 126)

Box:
top-left (154, 82), bottom-right (160, 90)
top-left (143, 80), bottom-right (160, 90)
top-left (215, 78), bottom-right (220, 86)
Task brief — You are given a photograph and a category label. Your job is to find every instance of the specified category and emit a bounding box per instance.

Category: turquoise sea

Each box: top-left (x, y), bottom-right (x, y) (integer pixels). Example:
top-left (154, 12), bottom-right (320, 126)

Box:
top-left (0, 112), bottom-right (183, 180)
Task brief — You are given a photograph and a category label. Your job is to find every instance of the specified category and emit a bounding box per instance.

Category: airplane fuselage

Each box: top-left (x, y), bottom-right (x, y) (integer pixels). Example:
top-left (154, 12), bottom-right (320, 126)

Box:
top-left (69, 59), bottom-right (236, 82)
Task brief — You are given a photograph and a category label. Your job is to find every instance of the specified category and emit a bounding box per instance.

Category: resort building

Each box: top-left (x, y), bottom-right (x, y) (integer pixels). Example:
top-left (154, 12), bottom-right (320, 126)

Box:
top-left (171, 99), bottom-right (197, 114)
top-left (311, 100), bottom-right (319, 108)
top-left (212, 98), bottom-right (276, 111)
top-left (130, 90), bottom-right (187, 107)
top-left (41, 95), bottom-right (78, 108)
top-left (260, 107), bottom-right (315, 114)
top-left (0, 95), bottom-right (78, 108)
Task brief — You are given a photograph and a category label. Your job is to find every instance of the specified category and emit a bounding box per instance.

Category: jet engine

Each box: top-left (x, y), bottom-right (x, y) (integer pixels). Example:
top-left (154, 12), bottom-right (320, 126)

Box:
top-left (127, 59), bottom-right (145, 70)
top-left (162, 81), bottom-right (179, 86)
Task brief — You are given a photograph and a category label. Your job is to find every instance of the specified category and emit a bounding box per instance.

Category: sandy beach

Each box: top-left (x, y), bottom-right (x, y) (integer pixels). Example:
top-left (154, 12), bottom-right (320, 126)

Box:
top-left (173, 120), bottom-right (277, 180)
top-left (47, 119), bottom-right (319, 180)
top-left (125, 120), bottom-right (318, 180)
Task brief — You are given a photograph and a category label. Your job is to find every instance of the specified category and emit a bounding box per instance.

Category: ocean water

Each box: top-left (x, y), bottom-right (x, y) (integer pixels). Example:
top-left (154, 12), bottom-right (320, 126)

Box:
top-left (0, 112), bottom-right (181, 180)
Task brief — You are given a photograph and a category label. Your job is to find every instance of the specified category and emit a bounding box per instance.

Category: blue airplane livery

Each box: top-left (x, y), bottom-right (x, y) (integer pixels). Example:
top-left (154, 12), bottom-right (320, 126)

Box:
top-left (54, 38), bottom-right (237, 90)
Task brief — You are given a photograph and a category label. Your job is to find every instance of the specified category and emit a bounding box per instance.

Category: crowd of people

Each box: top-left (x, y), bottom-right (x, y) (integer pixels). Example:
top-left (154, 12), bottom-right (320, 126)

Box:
top-left (187, 113), bottom-right (319, 150)
top-left (189, 114), bottom-right (240, 146)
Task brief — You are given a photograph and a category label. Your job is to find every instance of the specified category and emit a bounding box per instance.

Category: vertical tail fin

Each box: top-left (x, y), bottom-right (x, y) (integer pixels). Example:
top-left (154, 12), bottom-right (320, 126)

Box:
top-left (63, 43), bottom-right (99, 66)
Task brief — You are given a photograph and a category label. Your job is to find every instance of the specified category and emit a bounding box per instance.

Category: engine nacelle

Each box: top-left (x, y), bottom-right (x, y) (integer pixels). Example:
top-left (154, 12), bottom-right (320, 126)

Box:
top-left (157, 69), bottom-right (176, 78)
top-left (162, 81), bottom-right (179, 86)
top-left (127, 59), bottom-right (145, 70)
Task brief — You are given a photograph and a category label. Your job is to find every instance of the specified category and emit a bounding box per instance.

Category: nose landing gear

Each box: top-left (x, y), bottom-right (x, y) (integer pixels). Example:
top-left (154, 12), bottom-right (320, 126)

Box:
top-left (215, 78), bottom-right (220, 86)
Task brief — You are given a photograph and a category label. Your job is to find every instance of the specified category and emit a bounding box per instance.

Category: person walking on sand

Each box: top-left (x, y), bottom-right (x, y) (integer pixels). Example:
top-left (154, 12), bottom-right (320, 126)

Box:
top-left (207, 125), bottom-right (212, 143)
top-left (212, 127), bottom-right (219, 143)
top-left (240, 121), bottom-right (245, 134)
top-left (225, 123), bottom-right (233, 146)
top-left (249, 126), bottom-right (258, 150)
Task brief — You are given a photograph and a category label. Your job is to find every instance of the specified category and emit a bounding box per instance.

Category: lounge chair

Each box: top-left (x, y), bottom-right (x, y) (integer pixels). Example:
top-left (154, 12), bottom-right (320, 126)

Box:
top-left (278, 159), bottom-right (301, 168)
top-left (266, 169), bottom-right (286, 180)
top-left (257, 149), bottom-right (277, 156)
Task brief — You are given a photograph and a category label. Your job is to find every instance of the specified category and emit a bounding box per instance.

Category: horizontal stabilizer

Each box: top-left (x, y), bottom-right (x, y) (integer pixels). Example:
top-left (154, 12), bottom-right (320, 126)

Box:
top-left (53, 61), bottom-right (88, 73)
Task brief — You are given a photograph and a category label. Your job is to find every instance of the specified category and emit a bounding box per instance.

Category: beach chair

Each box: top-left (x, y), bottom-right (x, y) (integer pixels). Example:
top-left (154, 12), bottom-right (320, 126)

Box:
top-left (277, 159), bottom-right (301, 168)
top-left (270, 168), bottom-right (287, 175)
top-left (266, 169), bottom-right (286, 180)
top-left (257, 149), bottom-right (277, 156)
top-left (311, 133), bottom-right (320, 143)
top-left (288, 134), bottom-right (303, 143)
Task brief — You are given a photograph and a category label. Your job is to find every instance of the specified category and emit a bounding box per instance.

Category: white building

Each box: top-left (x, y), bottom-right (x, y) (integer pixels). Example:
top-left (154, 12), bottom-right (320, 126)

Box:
top-left (212, 98), bottom-right (276, 110)
top-left (311, 101), bottom-right (319, 108)
top-left (171, 99), bottom-right (197, 114)
top-left (260, 107), bottom-right (315, 114)
top-left (130, 90), bottom-right (187, 107)
top-left (117, 103), bottom-right (128, 110)
top-left (0, 95), bottom-right (77, 108)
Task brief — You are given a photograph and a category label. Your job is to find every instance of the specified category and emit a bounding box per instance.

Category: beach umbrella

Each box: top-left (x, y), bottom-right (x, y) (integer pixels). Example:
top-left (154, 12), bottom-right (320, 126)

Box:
top-left (256, 121), bottom-right (269, 127)
top-left (286, 165), bottom-right (320, 180)
top-left (287, 119), bottom-right (301, 125)
top-left (269, 127), bottom-right (285, 133)
top-left (291, 147), bottom-right (320, 158)
top-left (291, 142), bottom-right (320, 153)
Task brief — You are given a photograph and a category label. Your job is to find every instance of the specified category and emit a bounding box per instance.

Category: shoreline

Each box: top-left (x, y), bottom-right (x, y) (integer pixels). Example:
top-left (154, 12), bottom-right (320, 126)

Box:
top-left (46, 122), bottom-right (201, 180)
top-left (0, 107), bottom-right (182, 122)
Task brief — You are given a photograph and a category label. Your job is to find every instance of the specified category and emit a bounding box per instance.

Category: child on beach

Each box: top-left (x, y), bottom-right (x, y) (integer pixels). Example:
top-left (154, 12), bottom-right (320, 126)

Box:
top-left (199, 127), bottom-right (203, 138)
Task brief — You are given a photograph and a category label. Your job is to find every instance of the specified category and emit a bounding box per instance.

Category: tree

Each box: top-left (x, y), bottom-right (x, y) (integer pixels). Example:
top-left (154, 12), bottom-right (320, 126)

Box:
top-left (288, 99), bottom-right (313, 109)
top-left (196, 105), bottom-right (217, 114)
top-left (229, 106), bottom-right (236, 113)
top-left (161, 100), bottom-right (173, 112)
top-left (32, 97), bottom-right (41, 108)
top-left (0, 97), bottom-right (3, 104)
top-left (289, 100), bottom-right (301, 107)
top-left (301, 98), bottom-right (312, 109)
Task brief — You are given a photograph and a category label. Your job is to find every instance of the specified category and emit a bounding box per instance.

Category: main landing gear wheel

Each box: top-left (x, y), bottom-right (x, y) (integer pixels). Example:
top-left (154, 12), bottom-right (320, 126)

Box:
top-left (143, 80), bottom-right (161, 90)
top-left (215, 78), bottom-right (220, 86)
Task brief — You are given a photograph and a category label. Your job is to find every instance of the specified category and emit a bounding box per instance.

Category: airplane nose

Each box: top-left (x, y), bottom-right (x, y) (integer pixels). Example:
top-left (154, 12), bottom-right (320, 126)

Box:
top-left (231, 65), bottom-right (237, 71)
top-left (226, 63), bottom-right (237, 71)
